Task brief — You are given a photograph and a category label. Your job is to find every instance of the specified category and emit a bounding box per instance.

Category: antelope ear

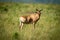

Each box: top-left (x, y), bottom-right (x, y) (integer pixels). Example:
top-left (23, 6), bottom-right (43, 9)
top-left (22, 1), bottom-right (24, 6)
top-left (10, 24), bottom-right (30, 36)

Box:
top-left (36, 9), bottom-right (39, 11)
top-left (40, 9), bottom-right (43, 11)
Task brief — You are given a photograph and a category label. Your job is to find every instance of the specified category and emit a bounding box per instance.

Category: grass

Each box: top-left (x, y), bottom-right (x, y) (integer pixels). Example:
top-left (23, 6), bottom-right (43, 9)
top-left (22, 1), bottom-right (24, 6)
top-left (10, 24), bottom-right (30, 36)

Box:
top-left (0, 3), bottom-right (60, 40)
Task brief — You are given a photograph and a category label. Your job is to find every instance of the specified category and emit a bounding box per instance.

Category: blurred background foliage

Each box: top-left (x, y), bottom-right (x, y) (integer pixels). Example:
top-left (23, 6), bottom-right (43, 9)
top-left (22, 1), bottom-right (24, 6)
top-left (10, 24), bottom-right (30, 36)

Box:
top-left (0, 3), bottom-right (60, 40)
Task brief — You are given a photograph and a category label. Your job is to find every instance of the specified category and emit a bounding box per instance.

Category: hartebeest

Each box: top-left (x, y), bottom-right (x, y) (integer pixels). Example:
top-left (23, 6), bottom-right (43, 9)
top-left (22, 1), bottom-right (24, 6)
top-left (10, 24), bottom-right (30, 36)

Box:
top-left (19, 9), bottom-right (42, 29)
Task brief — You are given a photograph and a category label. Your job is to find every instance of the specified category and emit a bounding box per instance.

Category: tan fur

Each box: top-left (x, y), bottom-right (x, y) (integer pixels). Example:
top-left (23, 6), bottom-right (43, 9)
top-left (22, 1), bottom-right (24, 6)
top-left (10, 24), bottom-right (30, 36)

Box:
top-left (30, 13), bottom-right (40, 22)
top-left (19, 9), bottom-right (42, 29)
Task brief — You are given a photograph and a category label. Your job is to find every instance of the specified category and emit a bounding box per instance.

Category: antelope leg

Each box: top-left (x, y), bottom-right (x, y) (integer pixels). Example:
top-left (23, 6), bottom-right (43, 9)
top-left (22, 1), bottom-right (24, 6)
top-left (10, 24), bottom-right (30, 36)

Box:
top-left (19, 21), bottom-right (23, 29)
top-left (33, 22), bottom-right (35, 29)
top-left (21, 23), bottom-right (23, 29)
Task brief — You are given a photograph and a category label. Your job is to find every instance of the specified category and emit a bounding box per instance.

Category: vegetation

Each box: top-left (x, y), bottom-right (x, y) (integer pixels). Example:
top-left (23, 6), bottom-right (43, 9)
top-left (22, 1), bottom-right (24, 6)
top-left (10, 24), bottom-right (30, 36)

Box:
top-left (0, 3), bottom-right (60, 40)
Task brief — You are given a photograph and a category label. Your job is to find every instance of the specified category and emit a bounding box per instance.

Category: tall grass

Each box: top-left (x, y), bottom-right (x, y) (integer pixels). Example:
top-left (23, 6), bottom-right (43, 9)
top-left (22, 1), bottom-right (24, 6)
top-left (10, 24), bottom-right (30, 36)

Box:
top-left (0, 3), bottom-right (60, 40)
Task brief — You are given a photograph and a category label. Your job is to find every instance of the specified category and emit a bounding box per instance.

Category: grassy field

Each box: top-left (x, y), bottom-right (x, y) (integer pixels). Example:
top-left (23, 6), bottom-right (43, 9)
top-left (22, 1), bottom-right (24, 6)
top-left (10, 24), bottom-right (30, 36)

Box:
top-left (0, 3), bottom-right (60, 40)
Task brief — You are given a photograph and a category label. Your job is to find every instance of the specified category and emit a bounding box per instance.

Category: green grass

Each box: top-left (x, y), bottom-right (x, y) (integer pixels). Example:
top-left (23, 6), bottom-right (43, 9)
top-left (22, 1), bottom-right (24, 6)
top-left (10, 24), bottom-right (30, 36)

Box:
top-left (0, 3), bottom-right (60, 40)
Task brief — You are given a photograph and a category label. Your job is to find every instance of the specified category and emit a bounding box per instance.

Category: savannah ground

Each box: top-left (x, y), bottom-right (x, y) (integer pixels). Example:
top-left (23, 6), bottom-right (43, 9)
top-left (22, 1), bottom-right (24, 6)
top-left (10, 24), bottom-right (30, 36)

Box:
top-left (0, 3), bottom-right (60, 40)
